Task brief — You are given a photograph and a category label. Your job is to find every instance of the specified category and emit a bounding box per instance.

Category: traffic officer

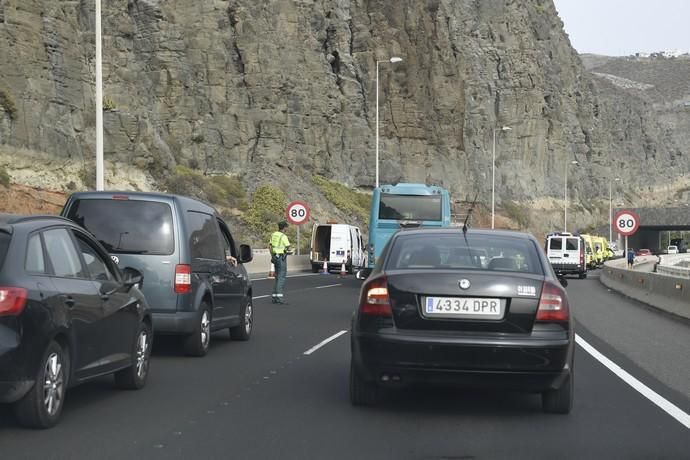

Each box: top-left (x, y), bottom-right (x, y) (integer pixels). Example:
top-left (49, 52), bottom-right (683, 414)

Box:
top-left (269, 221), bottom-right (292, 303)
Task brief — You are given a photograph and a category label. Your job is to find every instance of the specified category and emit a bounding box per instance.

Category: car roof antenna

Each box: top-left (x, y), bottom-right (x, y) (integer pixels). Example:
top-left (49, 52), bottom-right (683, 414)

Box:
top-left (462, 192), bottom-right (479, 236)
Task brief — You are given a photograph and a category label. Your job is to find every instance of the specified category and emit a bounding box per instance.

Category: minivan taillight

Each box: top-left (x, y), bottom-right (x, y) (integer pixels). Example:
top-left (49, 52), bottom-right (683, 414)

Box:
top-left (359, 277), bottom-right (392, 317)
top-left (536, 281), bottom-right (569, 322)
top-left (174, 264), bottom-right (192, 294)
top-left (0, 287), bottom-right (28, 317)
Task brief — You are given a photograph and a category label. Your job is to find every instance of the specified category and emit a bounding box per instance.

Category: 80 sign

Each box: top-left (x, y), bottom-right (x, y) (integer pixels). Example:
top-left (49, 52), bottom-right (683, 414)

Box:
top-left (613, 210), bottom-right (640, 236)
top-left (286, 201), bottom-right (310, 225)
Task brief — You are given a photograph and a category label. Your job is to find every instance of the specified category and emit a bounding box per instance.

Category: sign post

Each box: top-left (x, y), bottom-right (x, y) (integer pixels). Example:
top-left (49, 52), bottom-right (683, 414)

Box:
top-left (613, 210), bottom-right (640, 258)
top-left (286, 201), bottom-right (310, 256)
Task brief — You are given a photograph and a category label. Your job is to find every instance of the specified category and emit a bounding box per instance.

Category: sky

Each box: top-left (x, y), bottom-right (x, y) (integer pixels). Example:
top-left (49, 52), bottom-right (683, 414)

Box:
top-left (552, 0), bottom-right (690, 56)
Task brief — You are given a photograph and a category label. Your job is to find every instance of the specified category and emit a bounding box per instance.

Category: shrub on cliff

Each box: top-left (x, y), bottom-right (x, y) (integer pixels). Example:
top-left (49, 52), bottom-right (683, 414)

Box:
top-left (242, 185), bottom-right (287, 244)
top-left (163, 166), bottom-right (246, 208)
top-left (312, 175), bottom-right (370, 225)
top-left (0, 165), bottom-right (10, 187)
top-left (0, 89), bottom-right (17, 120)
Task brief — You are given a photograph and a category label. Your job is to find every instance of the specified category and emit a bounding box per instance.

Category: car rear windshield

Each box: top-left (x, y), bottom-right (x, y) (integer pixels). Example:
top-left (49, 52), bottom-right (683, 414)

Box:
top-left (0, 231), bottom-right (10, 269)
top-left (378, 194), bottom-right (441, 221)
top-left (65, 199), bottom-right (174, 255)
top-left (387, 233), bottom-right (544, 275)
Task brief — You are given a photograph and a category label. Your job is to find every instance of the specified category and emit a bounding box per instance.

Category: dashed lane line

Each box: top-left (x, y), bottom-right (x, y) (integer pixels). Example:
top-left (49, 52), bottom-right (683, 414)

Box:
top-left (251, 273), bottom-right (322, 281)
top-left (303, 330), bottom-right (348, 355)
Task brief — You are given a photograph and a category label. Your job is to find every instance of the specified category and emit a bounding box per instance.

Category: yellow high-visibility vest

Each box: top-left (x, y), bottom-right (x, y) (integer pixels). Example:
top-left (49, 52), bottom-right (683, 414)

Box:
top-left (269, 231), bottom-right (290, 254)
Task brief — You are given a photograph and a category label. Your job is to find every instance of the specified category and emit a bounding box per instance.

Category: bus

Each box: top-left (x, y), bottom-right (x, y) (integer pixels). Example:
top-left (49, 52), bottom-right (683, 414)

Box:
top-left (365, 183), bottom-right (451, 270)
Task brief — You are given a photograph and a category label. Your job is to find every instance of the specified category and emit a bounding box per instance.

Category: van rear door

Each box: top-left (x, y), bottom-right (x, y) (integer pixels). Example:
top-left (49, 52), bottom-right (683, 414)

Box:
top-left (329, 225), bottom-right (349, 264)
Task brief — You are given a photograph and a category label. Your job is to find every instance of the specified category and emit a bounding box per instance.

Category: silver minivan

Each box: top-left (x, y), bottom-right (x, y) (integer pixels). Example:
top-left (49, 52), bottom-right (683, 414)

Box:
top-left (62, 192), bottom-right (253, 356)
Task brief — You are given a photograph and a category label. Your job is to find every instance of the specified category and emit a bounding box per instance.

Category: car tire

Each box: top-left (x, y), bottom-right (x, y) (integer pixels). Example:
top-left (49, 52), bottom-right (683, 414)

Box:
top-left (115, 321), bottom-right (152, 390)
top-left (14, 340), bottom-right (69, 429)
top-left (542, 371), bottom-right (573, 414)
top-left (311, 264), bottom-right (320, 273)
top-left (349, 362), bottom-right (378, 406)
top-left (230, 297), bottom-right (253, 341)
top-left (184, 303), bottom-right (211, 357)
top-left (578, 272), bottom-right (587, 279)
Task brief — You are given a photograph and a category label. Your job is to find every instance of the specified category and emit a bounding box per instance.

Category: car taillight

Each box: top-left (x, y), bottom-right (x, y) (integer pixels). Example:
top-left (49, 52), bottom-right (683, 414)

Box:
top-left (174, 264), bottom-right (192, 294)
top-left (0, 287), bottom-right (28, 317)
top-left (359, 277), bottom-right (392, 317)
top-left (580, 250), bottom-right (584, 266)
top-left (536, 281), bottom-right (569, 322)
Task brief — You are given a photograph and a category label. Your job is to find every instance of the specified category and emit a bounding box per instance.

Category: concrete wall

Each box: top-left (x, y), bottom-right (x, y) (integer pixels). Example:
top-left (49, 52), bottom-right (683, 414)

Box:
top-left (243, 249), bottom-right (312, 276)
top-left (600, 259), bottom-right (690, 320)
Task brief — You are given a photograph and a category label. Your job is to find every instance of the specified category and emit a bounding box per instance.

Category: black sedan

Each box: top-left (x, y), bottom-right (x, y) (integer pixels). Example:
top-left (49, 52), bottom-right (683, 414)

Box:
top-left (0, 214), bottom-right (152, 428)
top-left (350, 228), bottom-right (574, 413)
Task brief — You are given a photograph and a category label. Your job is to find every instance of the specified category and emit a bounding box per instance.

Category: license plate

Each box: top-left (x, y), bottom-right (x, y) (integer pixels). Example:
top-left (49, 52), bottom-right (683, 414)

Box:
top-left (423, 296), bottom-right (503, 320)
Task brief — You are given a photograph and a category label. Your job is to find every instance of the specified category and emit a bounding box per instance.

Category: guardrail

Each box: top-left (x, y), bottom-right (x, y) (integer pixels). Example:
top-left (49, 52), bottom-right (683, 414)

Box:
top-left (241, 248), bottom-right (312, 276)
top-left (600, 258), bottom-right (690, 320)
top-left (656, 253), bottom-right (690, 279)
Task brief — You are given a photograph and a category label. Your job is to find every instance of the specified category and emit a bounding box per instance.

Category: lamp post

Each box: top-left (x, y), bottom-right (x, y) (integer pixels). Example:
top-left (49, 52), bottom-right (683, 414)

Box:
top-left (95, 0), bottom-right (104, 191)
top-left (375, 56), bottom-right (403, 188)
top-left (491, 126), bottom-right (511, 229)
top-left (564, 160), bottom-right (579, 232)
top-left (608, 176), bottom-right (620, 241)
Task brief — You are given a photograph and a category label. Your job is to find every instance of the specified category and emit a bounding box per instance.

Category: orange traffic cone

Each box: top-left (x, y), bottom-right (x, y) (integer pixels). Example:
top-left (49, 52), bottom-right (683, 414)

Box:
top-left (268, 263), bottom-right (275, 279)
top-left (321, 260), bottom-right (329, 275)
top-left (340, 262), bottom-right (347, 278)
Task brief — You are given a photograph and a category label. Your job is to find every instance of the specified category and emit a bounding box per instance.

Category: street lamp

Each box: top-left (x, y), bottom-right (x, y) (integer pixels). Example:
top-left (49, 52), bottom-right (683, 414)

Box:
top-left (95, 0), bottom-right (104, 190)
top-left (608, 176), bottom-right (620, 242)
top-left (375, 56), bottom-right (403, 188)
top-left (491, 126), bottom-right (511, 229)
top-left (564, 160), bottom-right (579, 232)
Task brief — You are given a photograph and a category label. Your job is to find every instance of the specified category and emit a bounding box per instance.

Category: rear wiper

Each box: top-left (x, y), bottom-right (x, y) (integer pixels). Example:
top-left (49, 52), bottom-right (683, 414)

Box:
top-left (110, 249), bottom-right (150, 254)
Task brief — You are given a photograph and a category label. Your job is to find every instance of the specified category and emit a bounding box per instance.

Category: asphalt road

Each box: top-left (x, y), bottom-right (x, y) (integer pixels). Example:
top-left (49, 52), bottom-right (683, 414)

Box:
top-left (1, 272), bottom-right (689, 459)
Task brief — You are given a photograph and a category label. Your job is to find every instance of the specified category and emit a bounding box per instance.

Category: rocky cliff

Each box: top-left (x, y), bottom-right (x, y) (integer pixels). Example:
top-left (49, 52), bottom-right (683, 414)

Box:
top-left (0, 0), bottom-right (688, 235)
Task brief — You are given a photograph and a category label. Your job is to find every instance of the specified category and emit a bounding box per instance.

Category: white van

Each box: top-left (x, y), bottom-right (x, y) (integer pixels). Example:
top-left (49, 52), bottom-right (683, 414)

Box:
top-left (310, 223), bottom-right (366, 273)
top-left (545, 232), bottom-right (587, 279)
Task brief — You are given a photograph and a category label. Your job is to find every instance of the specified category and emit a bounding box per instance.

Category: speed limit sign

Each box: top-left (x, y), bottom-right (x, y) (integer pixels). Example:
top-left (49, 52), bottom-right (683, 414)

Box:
top-left (613, 210), bottom-right (640, 236)
top-left (286, 201), bottom-right (310, 225)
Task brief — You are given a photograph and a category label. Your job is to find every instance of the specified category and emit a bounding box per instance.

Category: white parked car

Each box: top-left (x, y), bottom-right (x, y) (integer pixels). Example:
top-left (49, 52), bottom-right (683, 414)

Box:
top-left (667, 245), bottom-right (679, 254)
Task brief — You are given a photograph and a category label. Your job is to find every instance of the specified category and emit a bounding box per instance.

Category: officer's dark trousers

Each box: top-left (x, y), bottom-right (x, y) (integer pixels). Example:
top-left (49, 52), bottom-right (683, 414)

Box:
top-left (272, 255), bottom-right (287, 298)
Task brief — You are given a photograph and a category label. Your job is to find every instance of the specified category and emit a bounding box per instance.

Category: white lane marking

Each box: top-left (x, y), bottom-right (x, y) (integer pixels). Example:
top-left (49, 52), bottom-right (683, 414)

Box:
top-left (253, 283), bottom-right (341, 300)
top-left (252, 273), bottom-right (321, 281)
top-left (303, 330), bottom-right (348, 355)
top-left (576, 334), bottom-right (690, 430)
top-left (315, 283), bottom-right (342, 289)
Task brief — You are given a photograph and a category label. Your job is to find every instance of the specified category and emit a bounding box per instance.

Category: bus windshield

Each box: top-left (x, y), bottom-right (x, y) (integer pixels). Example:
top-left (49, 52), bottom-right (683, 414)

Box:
top-left (378, 194), bottom-right (442, 221)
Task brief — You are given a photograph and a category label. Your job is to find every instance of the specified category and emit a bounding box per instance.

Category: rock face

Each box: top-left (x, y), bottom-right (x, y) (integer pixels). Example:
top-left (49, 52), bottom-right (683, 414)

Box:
top-left (0, 0), bottom-right (687, 232)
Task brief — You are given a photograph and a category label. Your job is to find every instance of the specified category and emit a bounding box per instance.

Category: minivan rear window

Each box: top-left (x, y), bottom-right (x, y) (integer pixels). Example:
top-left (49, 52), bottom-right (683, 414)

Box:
top-left (566, 238), bottom-right (579, 250)
top-left (65, 199), bottom-right (174, 255)
top-left (0, 231), bottom-right (10, 269)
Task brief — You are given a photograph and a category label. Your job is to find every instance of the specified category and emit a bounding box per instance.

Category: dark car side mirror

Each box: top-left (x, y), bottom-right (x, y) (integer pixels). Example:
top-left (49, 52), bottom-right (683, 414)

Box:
top-left (356, 268), bottom-right (372, 280)
top-left (122, 267), bottom-right (144, 290)
top-left (238, 244), bottom-right (253, 264)
top-left (558, 276), bottom-right (568, 288)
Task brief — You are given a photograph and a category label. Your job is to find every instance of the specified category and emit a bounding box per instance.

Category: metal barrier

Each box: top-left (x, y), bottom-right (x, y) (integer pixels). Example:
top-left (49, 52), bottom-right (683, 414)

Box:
top-left (656, 254), bottom-right (690, 279)
top-left (600, 259), bottom-right (690, 320)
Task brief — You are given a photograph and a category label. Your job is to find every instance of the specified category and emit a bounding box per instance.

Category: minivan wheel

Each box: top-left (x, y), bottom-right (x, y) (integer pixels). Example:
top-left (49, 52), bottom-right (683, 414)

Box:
top-left (542, 371), bottom-right (573, 414)
top-left (349, 362), bottom-right (378, 406)
top-left (115, 321), bottom-right (152, 390)
top-left (184, 304), bottom-right (211, 357)
top-left (15, 341), bottom-right (68, 429)
top-left (230, 297), bottom-right (252, 341)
